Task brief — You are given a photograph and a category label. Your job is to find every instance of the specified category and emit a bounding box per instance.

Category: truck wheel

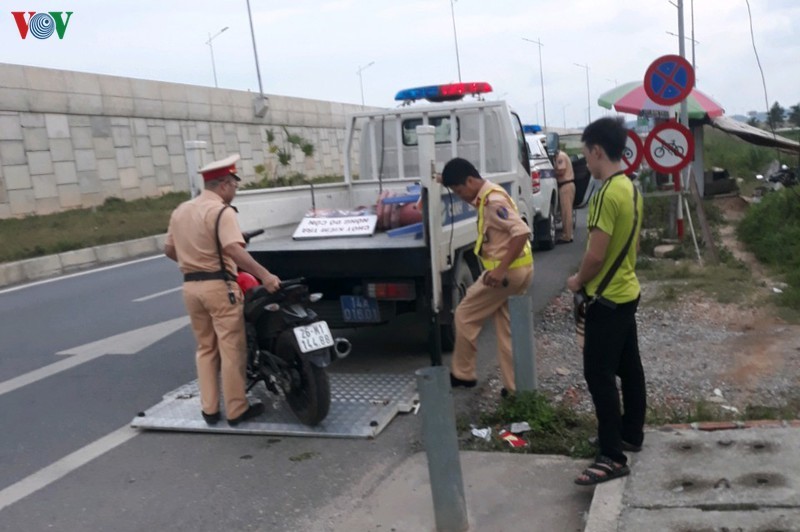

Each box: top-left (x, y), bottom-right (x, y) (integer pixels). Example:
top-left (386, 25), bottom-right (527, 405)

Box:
top-left (535, 201), bottom-right (556, 251)
top-left (440, 256), bottom-right (476, 352)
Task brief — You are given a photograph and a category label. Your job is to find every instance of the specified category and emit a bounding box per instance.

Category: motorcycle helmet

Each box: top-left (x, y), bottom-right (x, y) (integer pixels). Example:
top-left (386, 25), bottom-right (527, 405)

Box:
top-left (236, 271), bottom-right (260, 293)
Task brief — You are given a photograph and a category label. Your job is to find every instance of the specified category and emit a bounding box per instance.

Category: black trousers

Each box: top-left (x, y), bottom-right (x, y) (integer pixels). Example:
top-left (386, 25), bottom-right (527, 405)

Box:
top-left (583, 297), bottom-right (646, 465)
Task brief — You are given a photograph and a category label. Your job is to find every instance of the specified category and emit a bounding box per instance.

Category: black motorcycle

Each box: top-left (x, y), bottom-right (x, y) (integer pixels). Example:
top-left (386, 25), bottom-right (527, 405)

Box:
top-left (237, 231), bottom-right (350, 426)
top-left (756, 164), bottom-right (798, 194)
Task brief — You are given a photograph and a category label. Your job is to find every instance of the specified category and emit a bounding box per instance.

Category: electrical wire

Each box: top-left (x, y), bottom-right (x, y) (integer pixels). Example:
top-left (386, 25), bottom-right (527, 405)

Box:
top-left (744, 0), bottom-right (779, 154)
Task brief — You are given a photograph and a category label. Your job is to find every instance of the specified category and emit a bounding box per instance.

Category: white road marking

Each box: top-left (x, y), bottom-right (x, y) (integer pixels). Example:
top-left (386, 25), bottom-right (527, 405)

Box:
top-left (133, 286), bottom-right (182, 302)
top-left (0, 255), bottom-right (165, 296)
top-left (0, 425), bottom-right (138, 512)
top-left (0, 316), bottom-right (190, 397)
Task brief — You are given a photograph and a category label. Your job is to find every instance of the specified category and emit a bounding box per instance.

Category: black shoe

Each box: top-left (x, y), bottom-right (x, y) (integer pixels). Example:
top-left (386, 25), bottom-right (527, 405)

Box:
top-left (450, 373), bottom-right (477, 388)
top-left (227, 402), bottom-right (265, 426)
top-left (556, 238), bottom-right (573, 245)
top-left (500, 387), bottom-right (513, 398)
top-left (201, 411), bottom-right (220, 425)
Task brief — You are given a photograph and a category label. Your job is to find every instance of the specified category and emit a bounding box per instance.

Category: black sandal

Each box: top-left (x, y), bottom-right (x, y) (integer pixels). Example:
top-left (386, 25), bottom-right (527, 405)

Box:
top-left (574, 456), bottom-right (630, 486)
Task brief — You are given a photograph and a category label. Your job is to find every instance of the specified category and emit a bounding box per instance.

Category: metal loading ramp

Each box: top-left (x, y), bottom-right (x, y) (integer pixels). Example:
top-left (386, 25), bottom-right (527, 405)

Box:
top-left (131, 373), bottom-right (418, 438)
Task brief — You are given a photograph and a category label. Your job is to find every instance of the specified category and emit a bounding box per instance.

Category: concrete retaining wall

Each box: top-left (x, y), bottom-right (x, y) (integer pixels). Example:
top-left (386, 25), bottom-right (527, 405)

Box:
top-left (0, 63), bottom-right (373, 219)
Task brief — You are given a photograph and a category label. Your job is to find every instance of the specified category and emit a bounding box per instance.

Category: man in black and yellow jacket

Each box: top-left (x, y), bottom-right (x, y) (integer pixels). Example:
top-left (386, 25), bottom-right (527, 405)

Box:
top-left (442, 157), bottom-right (534, 395)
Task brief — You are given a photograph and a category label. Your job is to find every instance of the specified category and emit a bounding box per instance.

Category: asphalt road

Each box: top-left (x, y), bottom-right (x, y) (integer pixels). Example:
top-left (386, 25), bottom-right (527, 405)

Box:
top-left (0, 216), bottom-right (586, 532)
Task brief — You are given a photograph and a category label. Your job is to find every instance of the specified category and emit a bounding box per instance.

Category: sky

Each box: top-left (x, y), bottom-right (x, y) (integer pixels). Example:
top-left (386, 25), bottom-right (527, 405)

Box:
top-left (1, 0), bottom-right (798, 129)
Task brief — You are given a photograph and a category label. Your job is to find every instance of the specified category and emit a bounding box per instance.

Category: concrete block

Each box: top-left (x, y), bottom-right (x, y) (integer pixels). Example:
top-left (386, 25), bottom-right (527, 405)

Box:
top-left (112, 126), bottom-right (133, 148)
top-left (152, 146), bottom-right (169, 167)
top-left (20, 113), bottom-right (45, 128)
top-left (5, 165), bottom-right (31, 190)
top-left (58, 247), bottom-right (98, 272)
top-left (25, 67), bottom-right (66, 92)
top-left (155, 166), bottom-right (172, 187)
top-left (185, 87), bottom-right (211, 105)
top-left (28, 151), bottom-right (54, 175)
top-left (98, 75), bottom-right (132, 97)
top-left (54, 161), bottom-right (78, 185)
top-left (119, 167), bottom-right (139, 189)
top-left (102, 95), bottom-right (135, 116)
top-left (0, 140), bottom-right (27, 165)
top-left (96, 158), bottom-right (119, 181)
top-left (188, 103), bottom-right (212, 121)
top-left (34, 197), bottom-right (60, 215)
top-left (165, 122), bottom-right (180, 136)
top-left (0, 89), bottom-right (30, 113)
top-left (23, 127), bottom-right (49, 151)
top-left (45, 114), bottom-right (70, 139)
top-left (70, 127), bottom-right (93, 149)
top-left (140, 177), bottom-right (159, 197)
top-left (93, 137), bottom-right (115, 159)
top-left (28, 90), bottom-right (69, 113)
top-left (8, 189), bottom-right (34, 215)
top-left (239, 142), bottom-right (253, 160)
top-left (93, 242), bottom-right (128, 263)
top-left (210, 104), bottom-right (234, 123)
top-left (75, 149), bottom-right (97, 172)
top-left (130, 118), bottom-right (147, 137)
top-left (210, 123), bottom-right (225, 145)
top-left (49, 138), bottom-right (74, 162)
top-left (170, 154), bottom-right (187, 174)
top-left (0, 203), bottom-right (9, 219)
top-left (160, 83), bottom-right (187, 103)
top-left (232, 105), bottom-right (253, 123)
top-left (167, 135), bottom-right (183, 155)
top-left (32, 173), bottom-right (58, 199)
top-left (164, 101), bottom-right (190, 120)
top-left (196, 122), bottom-right (210, 135)
top-left (130, 79), bottom-right (161, 100)
top-left (116, 147), bottom-right (135, 168)
top-left (0, 64), bottom-right (28, 89)
top-left (133, 136), bottom-right (152, 158)
top-left (80, 191), bottom-right (103, 208)
top-left (100, 179), bottom-right (122, 198)
top-left (153, 233), bottom-right (167, 249)
top-left (654, 245), bottom-right (677, 258)
top-left (90, 116), bottom-right (111, 138)
top-left (58, 183), bottom-right (82, 208)
top-left (78, 171), bottom-right (100, 194)
top-left (134, 99), bottom-right (163, 118)
top-left (67, 94), bottom-right (104, 115)
top-left (125, 237), bottom-right (158, 257)
top-left (0, 262), bottom-right (25, 287)
top-left (67, 116), bottom-right (91, 127)
top-left (137, 156), bottom-right (155, 178)
top-left (121, 187), bottom-right (143, 201)
top-left (149, 126), bottom-right (167, 147)
top-left (63, 71), bottom-right (102, 95)
top-left (0, 115), bottom-right (23, 141)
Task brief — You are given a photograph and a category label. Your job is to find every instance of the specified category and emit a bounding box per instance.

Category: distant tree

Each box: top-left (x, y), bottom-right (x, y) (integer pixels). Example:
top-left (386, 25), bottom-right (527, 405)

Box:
top-left (789, 104), bottom-right (800, 129)
top-left (747, 116), bottom-right (760, 127)
top-left (768, 101), bottom-right (785, 128)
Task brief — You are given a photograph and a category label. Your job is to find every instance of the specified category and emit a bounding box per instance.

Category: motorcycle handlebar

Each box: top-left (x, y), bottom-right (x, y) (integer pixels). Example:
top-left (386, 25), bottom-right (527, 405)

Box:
top-left (242, 229), bottom-right (265, 244)
top-left (279, 277), bottom-right (305, 289)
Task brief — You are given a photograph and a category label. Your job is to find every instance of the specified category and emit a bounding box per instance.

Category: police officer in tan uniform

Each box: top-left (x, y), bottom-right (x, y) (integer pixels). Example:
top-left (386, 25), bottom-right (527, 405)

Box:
top-left (555, 149), bottom-right (576, 244)
top-left (441, 157), bottom-right (534, 395)
top-left (165, 154), bottom-right (281, 426)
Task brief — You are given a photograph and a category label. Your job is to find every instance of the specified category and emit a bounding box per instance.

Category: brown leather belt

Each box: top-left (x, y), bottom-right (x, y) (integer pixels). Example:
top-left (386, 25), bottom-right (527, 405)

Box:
top-left (183, 270), bottom-right (233, 282)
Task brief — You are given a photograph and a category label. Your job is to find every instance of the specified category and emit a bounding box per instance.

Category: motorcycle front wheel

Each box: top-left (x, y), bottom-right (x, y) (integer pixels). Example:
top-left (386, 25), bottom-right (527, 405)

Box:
top-left (275, 330), bottom-right (331, 426)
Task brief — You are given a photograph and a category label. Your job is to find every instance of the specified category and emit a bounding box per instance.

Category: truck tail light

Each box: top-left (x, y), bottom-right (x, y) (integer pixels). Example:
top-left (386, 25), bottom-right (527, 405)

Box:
top-left (531, 170), bottom-right (541, 194)
top-left (366, 282), bottom-right (416, 300)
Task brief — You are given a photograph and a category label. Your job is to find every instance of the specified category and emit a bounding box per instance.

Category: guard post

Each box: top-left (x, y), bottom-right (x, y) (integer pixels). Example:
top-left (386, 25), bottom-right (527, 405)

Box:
top-left (415, 366), bottom-right (469, 532)
top-left (510, 294), bottom-right (536, 392)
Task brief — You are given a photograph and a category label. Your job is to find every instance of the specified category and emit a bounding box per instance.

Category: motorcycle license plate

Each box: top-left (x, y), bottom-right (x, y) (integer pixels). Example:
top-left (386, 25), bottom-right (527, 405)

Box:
top-left (293, 322), bottom-right (335, 354)
top-left (340, 296), bottom-right (381, 323)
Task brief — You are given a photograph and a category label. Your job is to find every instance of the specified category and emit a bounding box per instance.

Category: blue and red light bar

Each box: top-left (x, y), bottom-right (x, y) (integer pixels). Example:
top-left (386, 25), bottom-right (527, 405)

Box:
top-left (522, 124), bottom-right (542, 134)
top-left (394, 82), bottom-right (493, 103)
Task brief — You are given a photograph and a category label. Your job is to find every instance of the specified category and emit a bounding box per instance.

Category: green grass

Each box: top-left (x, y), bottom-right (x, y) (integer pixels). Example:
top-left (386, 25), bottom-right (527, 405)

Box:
top-left (241, 171), bottom-right (344, 190)
top-left (0, 193), bottom-right (189, 263)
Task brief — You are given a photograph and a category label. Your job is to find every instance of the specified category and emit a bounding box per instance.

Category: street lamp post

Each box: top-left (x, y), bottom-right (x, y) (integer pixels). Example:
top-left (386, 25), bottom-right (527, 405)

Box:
top-left (449, 0), bottom-right (462, 82)
top-left (562, 103), bottom-right (570, 129)
top-left (522, 37), bottom-right (547, 131)
top-left (245, 0), bottom-right (267, 115)
top-left (205, 26), bottom-right (229, 88)
top-left (573, 62), bottom-right (591, 123)
top-left (357, 61), bottom-right (375, 107)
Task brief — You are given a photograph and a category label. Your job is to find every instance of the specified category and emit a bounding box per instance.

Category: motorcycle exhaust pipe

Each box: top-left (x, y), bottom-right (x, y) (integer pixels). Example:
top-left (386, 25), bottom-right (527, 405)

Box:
top-left (333, 338), bottom-right (352, 359)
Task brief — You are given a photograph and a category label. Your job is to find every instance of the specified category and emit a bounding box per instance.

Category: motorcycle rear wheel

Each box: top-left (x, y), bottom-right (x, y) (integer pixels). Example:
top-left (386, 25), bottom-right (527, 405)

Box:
top-left (276, 331), bottom-right (331, 426)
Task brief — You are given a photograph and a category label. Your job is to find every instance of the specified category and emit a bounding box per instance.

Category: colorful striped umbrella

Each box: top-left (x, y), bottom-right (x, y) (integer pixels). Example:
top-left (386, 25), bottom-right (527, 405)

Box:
top-left (597, 81), bottom-right (724, 120)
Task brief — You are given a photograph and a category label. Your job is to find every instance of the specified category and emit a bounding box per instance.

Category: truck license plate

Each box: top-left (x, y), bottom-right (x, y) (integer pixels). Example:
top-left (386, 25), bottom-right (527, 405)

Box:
top-left (293, 321), bottom-right (335, 354)
top-left (340, 296), bottom-right (381, 323)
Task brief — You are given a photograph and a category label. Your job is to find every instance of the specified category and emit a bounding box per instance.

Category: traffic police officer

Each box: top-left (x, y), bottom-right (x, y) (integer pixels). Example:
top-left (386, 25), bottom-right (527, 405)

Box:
top-left (165, 154), bottom-right (281, 426)
top-left (442, 157), bottom-right (534, 394)
top-left (555, 149), bottom-right (576, 244)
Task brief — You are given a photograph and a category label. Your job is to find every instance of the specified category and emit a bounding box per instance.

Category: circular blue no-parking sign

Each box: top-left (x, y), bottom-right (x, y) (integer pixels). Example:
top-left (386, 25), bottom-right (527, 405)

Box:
top-left (644, 55), bottom-right (695, 106)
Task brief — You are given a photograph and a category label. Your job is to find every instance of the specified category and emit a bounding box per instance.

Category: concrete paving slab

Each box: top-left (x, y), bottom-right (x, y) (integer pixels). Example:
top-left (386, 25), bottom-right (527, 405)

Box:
top-left (323, 452), bottom-right (592, 532)
top-left (620, 508), bottom-right (800, 531)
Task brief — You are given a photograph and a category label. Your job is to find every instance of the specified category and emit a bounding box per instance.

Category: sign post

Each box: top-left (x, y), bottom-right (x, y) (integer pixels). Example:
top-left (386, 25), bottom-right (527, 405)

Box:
top-left (644, 121), bottom-right (694, 238)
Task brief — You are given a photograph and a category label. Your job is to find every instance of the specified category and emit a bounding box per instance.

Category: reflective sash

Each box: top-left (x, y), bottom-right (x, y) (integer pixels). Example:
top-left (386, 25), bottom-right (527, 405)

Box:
top-left (473, 184), bottom-right (533, 271)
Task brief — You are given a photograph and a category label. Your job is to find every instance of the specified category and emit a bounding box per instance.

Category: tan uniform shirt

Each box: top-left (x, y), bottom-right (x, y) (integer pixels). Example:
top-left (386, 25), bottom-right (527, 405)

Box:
top-left (165, 189), bottom-right (245, 275)
top-left (472, 180), bottom-right (531, 262)
top-left (555, 151), bottom-right (575, 184)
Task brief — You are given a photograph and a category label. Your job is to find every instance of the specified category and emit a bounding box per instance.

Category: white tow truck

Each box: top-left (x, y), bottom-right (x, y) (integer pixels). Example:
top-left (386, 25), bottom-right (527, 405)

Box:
top-left (236, 82), bottom-right (536, 361)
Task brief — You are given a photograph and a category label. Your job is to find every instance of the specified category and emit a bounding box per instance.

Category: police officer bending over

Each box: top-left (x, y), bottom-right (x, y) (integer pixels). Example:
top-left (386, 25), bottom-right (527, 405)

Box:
top-left (442, 157), bottom-right (534, 396)
top-left (165, 154), bottom-right (281, 426)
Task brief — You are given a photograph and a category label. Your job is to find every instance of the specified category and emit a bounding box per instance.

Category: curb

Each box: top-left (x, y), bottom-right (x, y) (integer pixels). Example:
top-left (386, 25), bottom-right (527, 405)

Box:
top-left (0, 234), bottom-right (167, 288)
